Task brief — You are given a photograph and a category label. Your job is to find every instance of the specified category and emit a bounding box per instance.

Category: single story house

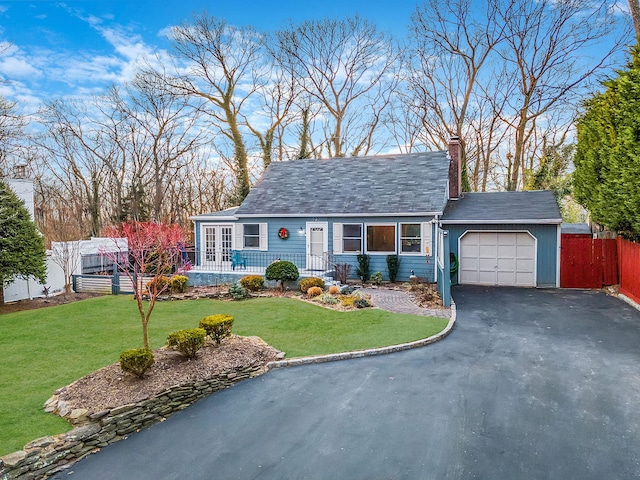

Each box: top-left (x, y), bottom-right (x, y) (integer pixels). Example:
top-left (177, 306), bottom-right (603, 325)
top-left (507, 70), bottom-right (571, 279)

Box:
top-left (190, 138), bottom-right (561, 287)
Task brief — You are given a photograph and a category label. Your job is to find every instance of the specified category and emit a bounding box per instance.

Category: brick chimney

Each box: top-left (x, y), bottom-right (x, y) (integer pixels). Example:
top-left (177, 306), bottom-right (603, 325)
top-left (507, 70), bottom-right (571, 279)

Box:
top-left (448, 136), bottom-right (461, 200)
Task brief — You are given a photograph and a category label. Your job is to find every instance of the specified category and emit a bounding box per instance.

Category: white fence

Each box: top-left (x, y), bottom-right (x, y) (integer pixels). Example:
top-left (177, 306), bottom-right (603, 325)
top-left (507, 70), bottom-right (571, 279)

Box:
top-left (72, 274), bottom-right (152, 294)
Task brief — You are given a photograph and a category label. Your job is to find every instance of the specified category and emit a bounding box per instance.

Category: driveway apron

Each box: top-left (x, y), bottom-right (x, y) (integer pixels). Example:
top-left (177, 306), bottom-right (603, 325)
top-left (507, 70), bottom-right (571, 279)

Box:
top-left (53, 286), bottom-right (640, 480)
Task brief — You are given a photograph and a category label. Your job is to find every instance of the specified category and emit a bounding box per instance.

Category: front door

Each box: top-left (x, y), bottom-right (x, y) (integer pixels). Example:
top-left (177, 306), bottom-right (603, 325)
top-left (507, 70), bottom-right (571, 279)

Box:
top-left (306, 222), bottom-right (328, 270)
top-left (202, 224), bottom-right (233, 269)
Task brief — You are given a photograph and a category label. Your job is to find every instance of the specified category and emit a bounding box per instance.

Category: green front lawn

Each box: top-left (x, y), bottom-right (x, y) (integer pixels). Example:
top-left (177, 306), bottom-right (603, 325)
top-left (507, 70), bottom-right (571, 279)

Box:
top-left (0, 295), bottom-right (448, 456)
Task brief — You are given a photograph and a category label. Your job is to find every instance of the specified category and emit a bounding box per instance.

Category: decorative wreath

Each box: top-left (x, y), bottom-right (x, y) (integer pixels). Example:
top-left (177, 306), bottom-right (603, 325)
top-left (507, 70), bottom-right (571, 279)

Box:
top-left (278, 227), bottom-right (289, 240)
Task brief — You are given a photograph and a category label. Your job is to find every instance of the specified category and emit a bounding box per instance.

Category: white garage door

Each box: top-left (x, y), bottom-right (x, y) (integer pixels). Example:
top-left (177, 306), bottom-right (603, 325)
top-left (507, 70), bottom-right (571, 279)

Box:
top-left (459, 231), bottom-right (536, 287)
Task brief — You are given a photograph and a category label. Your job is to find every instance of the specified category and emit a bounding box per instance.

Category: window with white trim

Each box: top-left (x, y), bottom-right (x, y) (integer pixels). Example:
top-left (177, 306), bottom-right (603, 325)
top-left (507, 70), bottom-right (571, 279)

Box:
top-left (366, 224), bottom-right (396, 253)
top-left (342, 224), bottom-right (362, 252)
top-left (243, 224), bottom-right (260, 248)
top-left (400, 223), bottom-right (421, 254)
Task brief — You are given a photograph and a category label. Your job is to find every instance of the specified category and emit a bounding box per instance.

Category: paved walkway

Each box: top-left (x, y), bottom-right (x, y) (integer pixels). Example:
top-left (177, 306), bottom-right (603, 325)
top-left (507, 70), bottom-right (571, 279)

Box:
top-left (360, 287), bottom-right (451, 318)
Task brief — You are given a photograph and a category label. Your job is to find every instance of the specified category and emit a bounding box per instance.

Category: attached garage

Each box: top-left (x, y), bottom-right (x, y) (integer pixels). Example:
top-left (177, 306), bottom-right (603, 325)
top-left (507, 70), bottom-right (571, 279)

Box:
top-left (441, 191), bottom-right (562, 288)
top-left (459, 231), bottom-right (536, 286)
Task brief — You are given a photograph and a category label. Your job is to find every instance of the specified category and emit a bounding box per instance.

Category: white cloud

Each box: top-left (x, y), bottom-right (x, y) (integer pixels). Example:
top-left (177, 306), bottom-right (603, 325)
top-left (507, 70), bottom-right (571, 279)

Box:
top-left (0, 46), bottom-right (42, 79)
top-left (0, 7), bottom-right (177, 108)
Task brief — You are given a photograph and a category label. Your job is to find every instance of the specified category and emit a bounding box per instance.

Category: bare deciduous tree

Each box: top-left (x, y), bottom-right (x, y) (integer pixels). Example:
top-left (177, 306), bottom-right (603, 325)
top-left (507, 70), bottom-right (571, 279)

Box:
top-left (51, 240), bottom-right (81, 293)
top-left (404, 0), bottom-right (628, 191)
top-left (159, 14), bottom-right (266, 203)
top-left (499, 0), bottom-right (624, 190)
top-left (38, 99), bottom-right (108, 237)
top-left (407, 0), bottom-right (506, 190)
top-left (129, 73), bottom-right (208, 222)
top-left (275, 16), bottom-right (401, 158)
top-left (629, 0), bottom-right (640, 40)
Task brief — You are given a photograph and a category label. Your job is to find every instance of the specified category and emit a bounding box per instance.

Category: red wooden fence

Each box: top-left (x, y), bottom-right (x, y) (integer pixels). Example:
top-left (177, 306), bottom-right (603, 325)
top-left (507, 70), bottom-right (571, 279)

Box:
top-left (560, 235), bottom-right (618, 288)
top-left (618, 237), bottom-right (640, 304)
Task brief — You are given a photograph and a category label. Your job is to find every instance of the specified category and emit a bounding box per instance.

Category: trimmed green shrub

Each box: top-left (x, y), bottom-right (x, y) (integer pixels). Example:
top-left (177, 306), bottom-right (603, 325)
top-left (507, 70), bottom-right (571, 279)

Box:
top-left (307, 286), bottom-right (323, 297)
top-left (229, 283), bottom-right (247, 300)
top-left (199, 314), bottom-right (234, 344)
top-left (316, 293), bottom-right (338, 305)
top-left (240, 275), bottom-right (265, 292)
top-left (167, 328), bottom-right (206, 359)
top-left (356, 254), bottom-right (370, 282)
top-left (299, 276), bottom-right (325, 293)
top-left (370, 272), bottom-right (383, 285)
top-left (386, 254), bottom-right (400, 283)
top-left (265, 260), bottom-right (299, 291)
top-left (170, 275), bottom-right (189, 293)
top-left (354, 298), bottom-right (370, 309)
top-left (119, 348), bottom-right (154, 378)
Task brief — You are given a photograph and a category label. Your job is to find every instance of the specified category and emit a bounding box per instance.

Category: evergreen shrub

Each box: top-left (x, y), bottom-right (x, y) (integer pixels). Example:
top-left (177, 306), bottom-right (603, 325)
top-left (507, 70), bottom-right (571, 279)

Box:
top-left (299, 277), bottom-right (325, 293)
top-left (199, 314), bottom-right (234, 344)
top-left (386, 255), bottom-right (400, 283)
top-left (229, 283), bottom-right (247, 300)
top-left (170, 275), bottom-right (189, 293)
top-left (370, 272), bottom-right (383, 285)
top-left (316, 293), bottom-right (338, 305)
top-left (240, 275), bottom-right (264, 291)
top-left (119, 348), bottom-right (154, 378)
top-left (354, 298), bottom-right (370, 308)
top-left (167, 328), bottom-right (206, 359)
top-left (265, 260), bottom-right (299, 291)
top-left (356, 254), bottom-right (370, 282)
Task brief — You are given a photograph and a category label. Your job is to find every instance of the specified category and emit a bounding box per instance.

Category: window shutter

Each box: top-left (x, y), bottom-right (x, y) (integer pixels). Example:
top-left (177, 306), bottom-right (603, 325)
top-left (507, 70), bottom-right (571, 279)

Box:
top-left (259, 223), bottom-right (268, 251)
top-left (333, 223), bottom-right (343, 254)
top-left (233, 224), bottom-right (243, 250)
top-left (422, 222), bottom-right (433, 256)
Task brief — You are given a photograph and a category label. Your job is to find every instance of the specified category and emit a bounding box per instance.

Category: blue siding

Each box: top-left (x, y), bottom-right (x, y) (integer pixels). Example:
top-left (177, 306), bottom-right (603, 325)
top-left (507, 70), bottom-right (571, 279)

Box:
top-left (193, 215), bottom-right (437, 282)
top-left (443, 223), bottom-right (559, 288)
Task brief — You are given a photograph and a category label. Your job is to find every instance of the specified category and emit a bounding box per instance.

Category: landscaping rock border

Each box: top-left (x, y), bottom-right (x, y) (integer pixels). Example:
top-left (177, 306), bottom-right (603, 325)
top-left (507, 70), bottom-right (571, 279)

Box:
top-left (0, 364), bottom-right (266, 480)
top-left (1, 291), bottom-right (455, 480)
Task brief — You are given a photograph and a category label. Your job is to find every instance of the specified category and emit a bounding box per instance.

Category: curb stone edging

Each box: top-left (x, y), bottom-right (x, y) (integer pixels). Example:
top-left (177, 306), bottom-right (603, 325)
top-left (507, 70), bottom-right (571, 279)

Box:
top-left (267, 299), bottom-right (456, 369)
top-left (619, 293), bottom-right (640, 312)
top-left (1, 296), bottom-right (455, 479)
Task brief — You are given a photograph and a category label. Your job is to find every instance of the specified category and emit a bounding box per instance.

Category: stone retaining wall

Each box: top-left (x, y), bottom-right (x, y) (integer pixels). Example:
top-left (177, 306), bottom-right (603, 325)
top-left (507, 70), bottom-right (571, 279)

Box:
top-left (0, 364), bottom-right (266, 480)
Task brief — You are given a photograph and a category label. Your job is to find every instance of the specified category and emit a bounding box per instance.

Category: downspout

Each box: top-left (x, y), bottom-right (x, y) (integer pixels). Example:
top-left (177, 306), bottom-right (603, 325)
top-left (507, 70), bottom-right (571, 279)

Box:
top-left (556, 223), bottom-right (561, 288)
top-left (433, 215), bottom-right (440, 283)
top-left (192, 219), bottom-right (198, 268)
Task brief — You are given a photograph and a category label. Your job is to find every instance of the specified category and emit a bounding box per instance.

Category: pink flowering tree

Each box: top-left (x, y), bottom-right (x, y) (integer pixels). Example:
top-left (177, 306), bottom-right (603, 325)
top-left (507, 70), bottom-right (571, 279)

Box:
top-left (103, 221), bottom-right (188, 349)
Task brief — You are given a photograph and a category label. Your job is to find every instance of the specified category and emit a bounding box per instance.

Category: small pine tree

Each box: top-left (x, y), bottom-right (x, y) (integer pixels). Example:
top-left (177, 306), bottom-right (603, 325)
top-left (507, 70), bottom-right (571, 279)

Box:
top-left (0, 181), bottom-right (46, 303)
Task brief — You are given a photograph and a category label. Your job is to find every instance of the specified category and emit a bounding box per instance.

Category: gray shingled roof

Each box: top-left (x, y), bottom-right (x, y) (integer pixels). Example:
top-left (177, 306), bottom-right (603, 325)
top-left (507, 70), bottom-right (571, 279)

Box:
top-left (235, 152), bottom-right (450, 216)
top-left (561, 223), bottom-right (592, 235)
top-left (190, 206), bottom-right (239, 221)
top-left (441, 191), bottom-right (562, 224)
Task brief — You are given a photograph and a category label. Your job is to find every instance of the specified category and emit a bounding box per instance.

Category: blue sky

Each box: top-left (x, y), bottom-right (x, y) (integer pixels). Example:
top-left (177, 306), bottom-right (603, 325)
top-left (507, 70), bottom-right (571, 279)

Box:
top-left (0, 0), bottom-right (419, 109)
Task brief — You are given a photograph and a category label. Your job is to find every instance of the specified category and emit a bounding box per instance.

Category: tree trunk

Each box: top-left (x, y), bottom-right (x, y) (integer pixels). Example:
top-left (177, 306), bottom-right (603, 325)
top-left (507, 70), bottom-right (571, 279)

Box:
top-left (226, 106), bottom-right (251, 203)
top-left (90, 174), bottom-right (101, 236)
top-left (630, 0), bottom-right (640, 40)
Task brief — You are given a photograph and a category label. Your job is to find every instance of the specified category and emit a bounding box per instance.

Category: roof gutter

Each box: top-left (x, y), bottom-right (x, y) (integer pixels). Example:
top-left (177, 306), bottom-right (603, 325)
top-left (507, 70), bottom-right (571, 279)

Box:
top-left (234, 211), bottom-right (444, 219)
top-left (440, 219), bottom-right (563, 225)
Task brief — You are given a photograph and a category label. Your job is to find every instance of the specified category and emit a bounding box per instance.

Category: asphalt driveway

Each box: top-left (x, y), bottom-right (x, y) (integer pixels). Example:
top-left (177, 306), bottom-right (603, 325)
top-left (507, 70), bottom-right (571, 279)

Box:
top-left (54, 287), bottom-right (640, 479)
